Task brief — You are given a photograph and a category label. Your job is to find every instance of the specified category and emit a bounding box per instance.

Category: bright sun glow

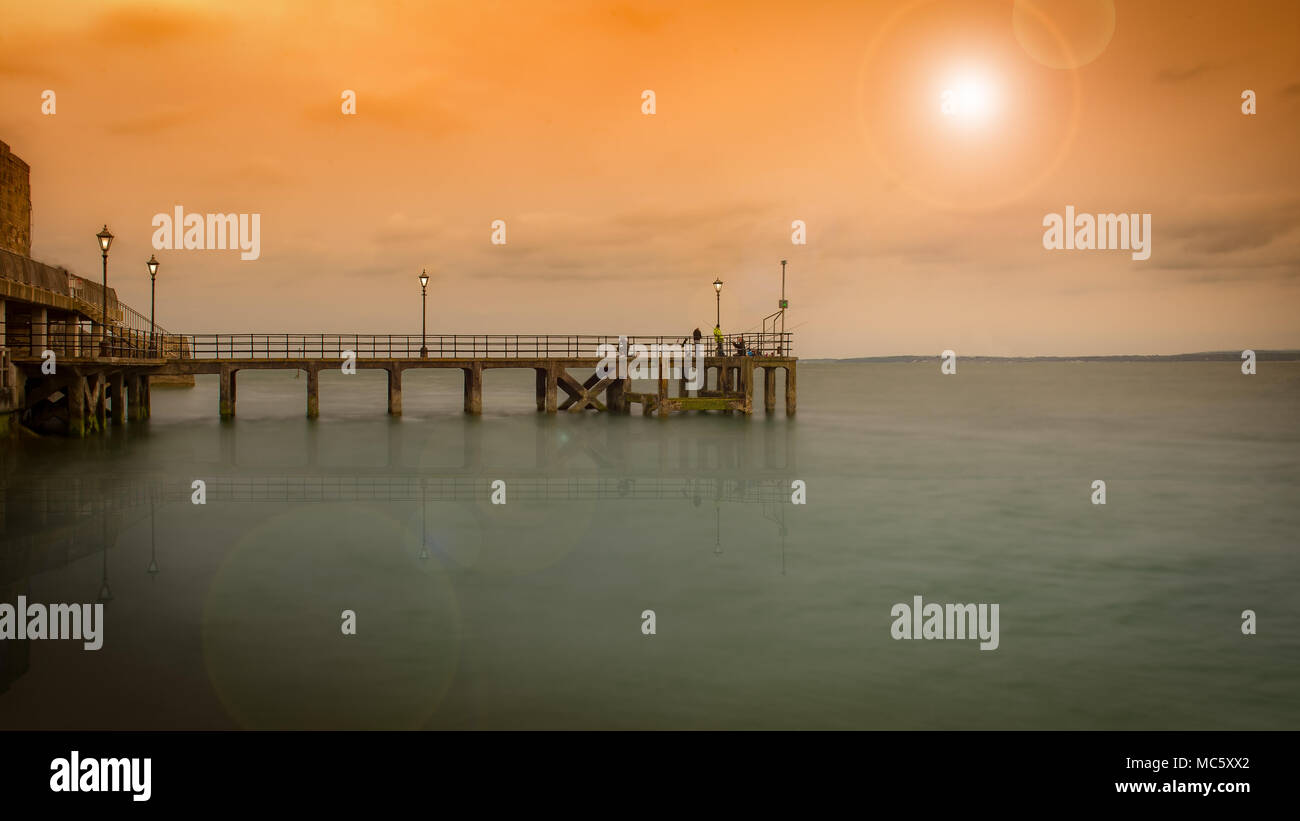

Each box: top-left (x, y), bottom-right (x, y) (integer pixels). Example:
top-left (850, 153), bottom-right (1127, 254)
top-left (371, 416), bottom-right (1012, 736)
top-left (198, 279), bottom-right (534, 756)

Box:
top-left (940, 73), bottom-right (998, 126)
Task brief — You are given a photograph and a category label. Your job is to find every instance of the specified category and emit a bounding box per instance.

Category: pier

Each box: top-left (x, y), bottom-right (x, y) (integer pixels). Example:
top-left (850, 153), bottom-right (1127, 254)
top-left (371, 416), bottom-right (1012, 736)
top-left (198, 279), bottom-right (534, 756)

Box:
top-left (2, 328), bottom-right (796, 435)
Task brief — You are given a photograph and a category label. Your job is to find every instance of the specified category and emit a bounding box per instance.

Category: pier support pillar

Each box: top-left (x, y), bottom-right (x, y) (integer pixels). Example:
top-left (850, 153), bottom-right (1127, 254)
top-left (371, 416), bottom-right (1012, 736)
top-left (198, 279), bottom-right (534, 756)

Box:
top-left (784, 363), bottom-right (797, 416)
top-left (306, 365), bottom-right (320, 419)
top-left (33, 307), bottom-right (46, 353)
top-left (387, 367), bottom-right (402, 416)
top-left (219, 366), bottom-right (237, 419)
top-left (67, 377), bottom-right (86, 438)
top-left (742, 359), bottom-right (754, 415)
top-left (92, 375), bottom-right (107, 430)
top-left (764, 367), bottom-right (777, 413)
top-left (656, 370), bottom-right (668, 418)
top-left (535, 368), bottom-right (546, 411)
top-left (545, 365), bottom-right (558, 413)
top-left (463, 363), bottom-right (482, 415)
top-left (128, 374), bottom-right (143, 422)
top-left (143, 375), bottom-right (152, 418)
top-left (110, 371), bottom-right (125, 426)
top-left (606, 378), bottom-right (626, 413)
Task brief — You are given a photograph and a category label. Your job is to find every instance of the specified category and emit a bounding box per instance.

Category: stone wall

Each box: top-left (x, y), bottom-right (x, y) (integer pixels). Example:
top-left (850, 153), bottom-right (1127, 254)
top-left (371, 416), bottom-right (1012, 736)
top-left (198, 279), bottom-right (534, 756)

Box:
top-left (0, 142), bottom-right (32, 258)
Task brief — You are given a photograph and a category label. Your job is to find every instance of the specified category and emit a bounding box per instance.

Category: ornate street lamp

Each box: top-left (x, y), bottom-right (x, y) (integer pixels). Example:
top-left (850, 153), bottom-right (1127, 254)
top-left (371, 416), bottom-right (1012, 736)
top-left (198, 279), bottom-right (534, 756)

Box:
top-left (96, 226), bottom-right (114, 355)
top-left (146, 255), bottom-right (160, 356)
top-left (419, 269), bottom-right (430, 358)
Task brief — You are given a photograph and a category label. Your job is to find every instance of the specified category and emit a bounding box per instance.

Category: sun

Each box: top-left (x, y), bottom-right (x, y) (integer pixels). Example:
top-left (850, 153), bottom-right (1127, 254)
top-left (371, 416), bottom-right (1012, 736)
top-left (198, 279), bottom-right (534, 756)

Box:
top-left (940, 72), bottom-right (998, 126)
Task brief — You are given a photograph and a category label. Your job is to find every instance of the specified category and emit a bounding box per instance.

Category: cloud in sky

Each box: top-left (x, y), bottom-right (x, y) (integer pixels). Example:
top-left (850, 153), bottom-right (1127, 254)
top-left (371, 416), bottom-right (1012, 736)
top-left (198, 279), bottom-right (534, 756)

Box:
top-left (0, 0), bottom-right (1297, 356)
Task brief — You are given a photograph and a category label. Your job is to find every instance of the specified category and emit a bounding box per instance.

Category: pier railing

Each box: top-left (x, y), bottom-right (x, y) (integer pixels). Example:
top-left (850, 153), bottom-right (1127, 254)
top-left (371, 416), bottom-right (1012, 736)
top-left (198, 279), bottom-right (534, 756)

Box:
top-left (4, 322), bottom-right (185, 360)
top-left (179, 332), bottom-right (792, 360)
top-left (5, 326), bottom-right (793, 361)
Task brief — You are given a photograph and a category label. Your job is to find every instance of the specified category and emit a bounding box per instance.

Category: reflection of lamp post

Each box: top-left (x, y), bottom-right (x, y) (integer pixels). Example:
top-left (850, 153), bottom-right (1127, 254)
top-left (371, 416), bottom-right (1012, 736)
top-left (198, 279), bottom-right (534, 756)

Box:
top-left (98, 534), bottom-right (113, 603)
top-left (146, 255), bottom-right (160, 356)
top-left (418, 480), bottom-right (430, 560)
top-left (146, 496), bottom-right (159, 578)
top-left (714, 502), bottom-right (722, 555)
top-left (419, 270), bottom-right (430, 358)
top-left (96, 226), bottom-right (114, 355)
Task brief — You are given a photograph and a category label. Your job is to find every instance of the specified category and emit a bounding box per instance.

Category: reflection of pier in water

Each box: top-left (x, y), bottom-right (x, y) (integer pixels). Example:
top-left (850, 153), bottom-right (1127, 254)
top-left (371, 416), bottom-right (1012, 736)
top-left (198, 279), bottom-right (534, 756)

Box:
top-left (0, 418), bottom-right (798, 693)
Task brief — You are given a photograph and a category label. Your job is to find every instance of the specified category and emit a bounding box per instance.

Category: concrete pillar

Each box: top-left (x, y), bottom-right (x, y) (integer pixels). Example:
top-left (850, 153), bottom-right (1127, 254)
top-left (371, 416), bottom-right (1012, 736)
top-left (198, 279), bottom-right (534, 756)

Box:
top-left (33, 307), bottom-right (46, 353)
top-left (387, 367), bottom-right (402, 416)
top-left (656, 368), bottom-right (668, 418)
top-left (463, 363), bottom-right (482, 415)
top-left (128, 374), bottom-right (142, 421)
top-left (606, 379), bottom-right (625, 413)
top-left (764, 367), bottom-right (777, 413)
top-left (219, 366), bottom-right (236, 419)
top-left (535, 368), bottom-right (546, 412)
top-left (110, 371), bottom-right (125, 426)
top-left (88, 375), bottom-right (102, 430)
top-left (143, 375), bottom-right (151, 418)
top-left (785, 363), bottom-right (797, 416)
top-left (722, 363), bottom-right (733, 415)
top-left (306, 365), bottom-right (320, 418)
top-left (545, 364), bottom-right (557, 414)
top-left (67, 377), bottom-right (85, 438)
top-left (742, 358), bottom-right (755, 415)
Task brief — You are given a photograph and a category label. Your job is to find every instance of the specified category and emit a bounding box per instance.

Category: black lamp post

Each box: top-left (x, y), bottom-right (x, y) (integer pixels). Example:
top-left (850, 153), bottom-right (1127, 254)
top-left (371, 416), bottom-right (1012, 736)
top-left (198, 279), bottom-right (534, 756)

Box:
top-left (712, 277), bottom-right (723, 355)
top-left (146, 255), bottom-right (160, 356)
top-left (419, 269), bottom-right (430, 358)
top-left (96, 226), bottom-right (114, 355)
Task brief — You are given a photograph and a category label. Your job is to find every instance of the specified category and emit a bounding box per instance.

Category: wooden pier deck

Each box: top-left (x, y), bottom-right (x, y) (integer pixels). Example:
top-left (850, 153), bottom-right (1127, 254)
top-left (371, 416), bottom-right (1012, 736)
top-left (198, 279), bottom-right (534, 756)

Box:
top-left (3, 330), bottom-right (796, 435)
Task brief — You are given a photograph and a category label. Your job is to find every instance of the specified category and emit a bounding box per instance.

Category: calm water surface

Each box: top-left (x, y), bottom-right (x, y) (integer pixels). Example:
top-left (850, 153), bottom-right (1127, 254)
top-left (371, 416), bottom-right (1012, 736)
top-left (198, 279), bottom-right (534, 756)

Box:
top-left (1, 362), bottom-right (1296, 729)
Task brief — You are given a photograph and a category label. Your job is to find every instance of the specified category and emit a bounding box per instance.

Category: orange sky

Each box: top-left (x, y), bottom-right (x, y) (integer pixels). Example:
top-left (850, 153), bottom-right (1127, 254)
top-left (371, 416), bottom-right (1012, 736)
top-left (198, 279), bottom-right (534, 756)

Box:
top-left (1, 0), bottom-right (1297, 356)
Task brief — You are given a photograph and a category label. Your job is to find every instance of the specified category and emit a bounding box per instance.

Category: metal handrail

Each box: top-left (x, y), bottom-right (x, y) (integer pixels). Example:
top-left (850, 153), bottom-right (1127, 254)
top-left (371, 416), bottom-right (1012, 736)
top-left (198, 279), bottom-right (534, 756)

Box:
top-left (3, 325), bottom-right (793, 362)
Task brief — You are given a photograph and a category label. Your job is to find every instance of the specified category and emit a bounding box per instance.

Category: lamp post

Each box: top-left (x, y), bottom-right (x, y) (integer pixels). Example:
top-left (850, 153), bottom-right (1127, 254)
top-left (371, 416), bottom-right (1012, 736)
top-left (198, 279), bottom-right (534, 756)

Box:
top-left (419, 269), bottom-right (429, 358)
top-left (712, 277), bottom-right (723, 356)
top-left (146, 255), bottom-right (160, 356)
top-left (96, 226), bottom-right (114, 355)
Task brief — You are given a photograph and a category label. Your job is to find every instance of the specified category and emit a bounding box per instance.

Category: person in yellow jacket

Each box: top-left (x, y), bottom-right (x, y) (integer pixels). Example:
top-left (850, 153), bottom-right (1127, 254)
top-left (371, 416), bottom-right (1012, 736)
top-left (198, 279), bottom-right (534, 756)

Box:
top-left (712, 325), bottom-right (724, 357)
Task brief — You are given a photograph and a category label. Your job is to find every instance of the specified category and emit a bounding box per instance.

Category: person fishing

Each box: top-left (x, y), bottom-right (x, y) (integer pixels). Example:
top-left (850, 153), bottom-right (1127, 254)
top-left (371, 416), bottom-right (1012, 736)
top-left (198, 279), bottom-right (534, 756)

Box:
top-left (732, 335), bottom-right (746, 356)
top-left (713, 325), bottom-right (724, 356)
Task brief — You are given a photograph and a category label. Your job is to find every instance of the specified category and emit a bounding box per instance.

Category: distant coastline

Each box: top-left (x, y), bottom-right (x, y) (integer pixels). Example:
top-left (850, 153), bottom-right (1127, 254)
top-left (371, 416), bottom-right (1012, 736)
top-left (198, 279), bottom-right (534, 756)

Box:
top-left (803, 351), bottom-right (1300, 364)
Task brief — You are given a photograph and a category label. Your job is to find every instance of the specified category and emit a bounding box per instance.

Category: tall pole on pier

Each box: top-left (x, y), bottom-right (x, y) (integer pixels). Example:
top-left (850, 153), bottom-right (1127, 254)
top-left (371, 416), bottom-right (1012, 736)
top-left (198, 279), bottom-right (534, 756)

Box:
top-left (147, 255), bottom-right (160, 356)
top-left (419, 269), bottom-right (430, 358)
top-left (713, 276), bottom-right (723, 327)
top-left (779, 259), bottom-right (787, 342)
top-left (96, 226), bottom-right (114, 356)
